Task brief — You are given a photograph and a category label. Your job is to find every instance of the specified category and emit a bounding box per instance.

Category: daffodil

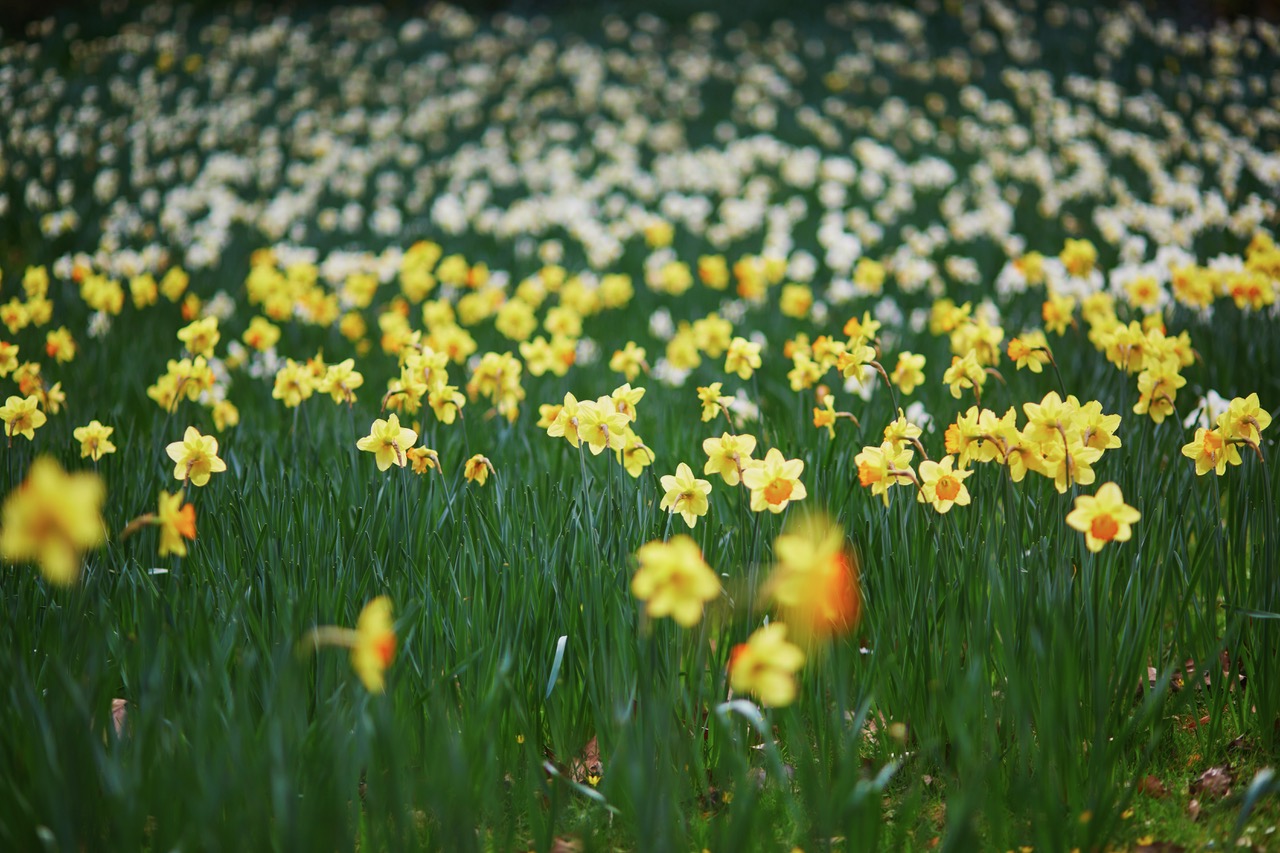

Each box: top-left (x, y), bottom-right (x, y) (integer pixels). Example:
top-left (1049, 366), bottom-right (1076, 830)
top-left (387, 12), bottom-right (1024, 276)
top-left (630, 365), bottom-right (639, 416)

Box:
top-left (356, 414), bottom-right (417, 471)
top-left (1066, 482), bottom-right (1140, 552)
top-left (917, 456), bottom-right (972, 514)
top-left (630, 535), bottom-right (721, 627)
top-left (578, 397), bottom-right (628, 455)
top-left (729, 623), bottom-right (806, 708)
top-left (697, 382), bottom-right (735, 422)
top-left (156, 490), bottom-right (197, 557)
top-left (659, 463), bottom-right (713, 528)
top-left (407, 446), bottom-right (442, 475)
top-left (464, 454), bottom-right (495, 485)
top-left (724, 337), bottom-right (762, 380)
top-left (318, 358), bottom-right (364, 405)
top-left (741, 448), bottom-right (807, 514)
top-left (0, 457), bottom-right (106, 585)
top-left (855, 441), bottom-right (914, 505)
top-left (764, 514), bottom-right (860, 644)
top-left (609, 341), bottom-right (649, 380)
top-left (1181, 427), bottom-right (1240, 476)
top-left (890, 351), bottom-right (926, 395)
top-left (73, 420), bottom-right (116, 461)
top-left (303, 597), bottom-right (397, 694)
top-left (702, 432), bottom-right (757, 486)
top-left (166, 426), bottom-right (227, 486)
top-left (1, 395), bottom-right (47, 443)
top-left (616, 431), bottom-right (655, 478)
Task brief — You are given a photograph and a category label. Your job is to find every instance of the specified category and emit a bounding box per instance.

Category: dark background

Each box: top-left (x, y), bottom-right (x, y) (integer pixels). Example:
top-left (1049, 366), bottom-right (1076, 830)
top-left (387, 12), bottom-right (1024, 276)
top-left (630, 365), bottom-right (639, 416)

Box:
top-left (2, 0), bottom-right (1278, 41)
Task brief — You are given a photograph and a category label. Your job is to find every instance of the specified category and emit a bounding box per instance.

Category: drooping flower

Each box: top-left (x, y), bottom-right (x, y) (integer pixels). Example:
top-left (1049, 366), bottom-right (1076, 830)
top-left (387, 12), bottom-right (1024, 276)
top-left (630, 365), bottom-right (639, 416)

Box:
top-left (356, 414), bottom-right (418, 472)
top-left (659, 462), bottom-right (713, 528)
top-left (166, 426), bottom-right (227, 487)
top-left (630, 535), bottom-right (721, 627)
top-left (407, 446), bottom-right (442, 475)
top-left (464, 453), bottom-right (495, 485)
top-left (1065, 482), bottom-right (1141, 552)
top-left (729, 623), bottom-right (806, 708)
top-left (741, 448), bottom-right (807, 514)
top-left (0, 457), bottom-right (106, 585)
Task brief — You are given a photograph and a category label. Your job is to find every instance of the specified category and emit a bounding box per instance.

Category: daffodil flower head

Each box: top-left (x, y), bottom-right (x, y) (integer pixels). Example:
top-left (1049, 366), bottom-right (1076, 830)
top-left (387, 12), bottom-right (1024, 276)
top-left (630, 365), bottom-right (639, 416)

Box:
top-left (742, 448), bottom-right (807, 514)
top-left (73, 420), bottom-right (117, 461)
top-left (166, 426), bottom-right (227, 487)
top-left (764, 514), bottom-right (860, 644)
top-left (659, 462), bottom-right (713, 528)
top-left (0, 457), bottom-right (106, 585)
top-left (702, 432), bottom-right (757, 487)
top-left (630, 535), bottom-right (721, 627)
top-left (357, 414), bottom-right (418, 471)
top-left (1065, 482), bottom-right (1140, 552)
top-left (729, 623), bottom-right (806, 708)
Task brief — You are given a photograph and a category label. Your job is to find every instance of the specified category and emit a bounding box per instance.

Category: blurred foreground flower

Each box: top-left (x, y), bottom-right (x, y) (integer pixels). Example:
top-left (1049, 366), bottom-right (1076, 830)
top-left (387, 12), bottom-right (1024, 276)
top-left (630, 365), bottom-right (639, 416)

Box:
top-left (0, 457), bottom-right (106, 585)
top-left (763, 514), bottom-right (860, 644)
top-left (301, 596), bottom-right (397, 693)
top-left (729, 623), bottom-right (805, 708)
top-left (1066, 482), bottom-right (1140, 553)
top-left (631, 535), bottom-right (721, 627)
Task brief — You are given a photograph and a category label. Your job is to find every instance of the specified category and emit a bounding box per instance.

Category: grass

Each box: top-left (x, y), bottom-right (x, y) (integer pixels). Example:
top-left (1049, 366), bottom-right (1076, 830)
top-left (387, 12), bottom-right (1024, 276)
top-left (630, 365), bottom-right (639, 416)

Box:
top-left (1, 0), bottom-right (1279, 850)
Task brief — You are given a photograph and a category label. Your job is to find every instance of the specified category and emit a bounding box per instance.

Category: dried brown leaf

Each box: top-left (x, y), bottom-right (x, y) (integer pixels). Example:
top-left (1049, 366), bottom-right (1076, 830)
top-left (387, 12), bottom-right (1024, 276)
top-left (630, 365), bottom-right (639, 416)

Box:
top-left (1189, 765), bottom-right (1233, 800)
top-left (1138, 775), bottom-right (1169, 799)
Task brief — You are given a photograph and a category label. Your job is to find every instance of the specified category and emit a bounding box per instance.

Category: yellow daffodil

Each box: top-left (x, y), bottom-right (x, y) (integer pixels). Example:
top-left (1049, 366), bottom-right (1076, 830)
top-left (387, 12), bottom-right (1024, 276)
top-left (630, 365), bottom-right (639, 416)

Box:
top-left (742, 448), bottom-right (807, 514)
top-left (0, 457), bottom-right (106, 585)
top-left (1066, 482), bottom-right (1140, 552)
top-left (177, 316), bottom-right (220, 358)
top-left (156, 489), bottom-right (197, 557)
top-left (702, 432), bottom-right (757, 487)
top-left (303, 597), bottom-right (397, 694)
top-left (697, 382), bottom-right (735, 422)
top-left (729, 623), bottom-right (806, 707)
top-left (1, 395), bottom-right (47, 443)
top-left (166, 426), bottom-right (227, 486)
top-left (464, 454), bottom-right (495, 485)
top-left (356, 414), bottom-right (418, 471)
top-left (855, 441), bottom-right (914, 505)
top-left (1181, 427), bottom-right (1240, 476)
top-left (407, 446), bottom-right (442, 475)
top-left (917, 456), bottom-right (972, 514)
top-left (659, 462), bottom-right (713, 528)
top-left (764, 514), bottom-right (860, 644)
top-left (73, 420), bottom-right (116, 461)
top-left (579, 397), bottom-right (628, 455)
top-left (724, 337), bottom-right (762, 380)
top-left (630, 535), bottom-right (721, 627)
top-left (890, 351), bottom-right (926, 395)
top-left (609, 341), bottom-right (648, 380)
